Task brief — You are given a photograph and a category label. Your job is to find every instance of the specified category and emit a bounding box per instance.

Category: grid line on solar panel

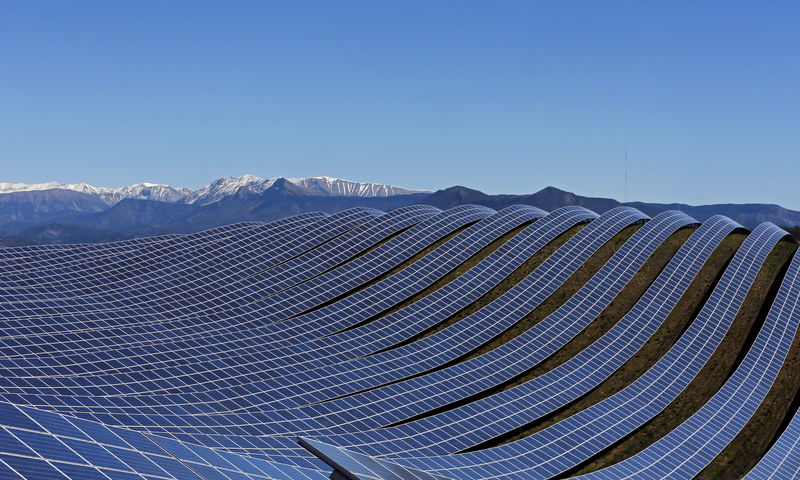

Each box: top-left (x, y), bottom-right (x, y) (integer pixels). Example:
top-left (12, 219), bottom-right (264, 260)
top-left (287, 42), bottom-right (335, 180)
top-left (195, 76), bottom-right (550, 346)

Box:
top-left (0, 205), bottom-right (488, 360)
top-left (0, 401), bottom-right (333, 479)
top-left (0, 214), bottom-right (316, 280)
top-left (5, 207), bottom-right (799, 479)
top-left (0, 213), bottom-right (368, 310)
top-left (1, 206), bottom-right (538, 368)
top-left (0, 216), bottom-right (342, 316)
top-left (0, 214), bottom-right (660, 472)
top-left (14, 205), bottom-right (546, 383)
top-left (0, 213), bottom-right (366, 333)
top-left (219, 210), bottom-right (693, 426)
top-left (0, 208), bottom-right (642, 419)
top-left (0, 210), bottom-right (652, 464)
top-left (92, 211), bottom-right (692, 464)
top-left (56, 209), bottom-right (689, 465)
top-left (204, 207), bottom-right (651, 410)
top-left (0, 216), bottom-right (324, 268)
top-left (0, 206), bottom-right (406, 320)
top-left (0, 211), bottom-right (334, 287)
top-left (0, 209), bottom-right (580, 390)
top-left (0, 205), bottom-right (473, 360)
top-left (0, 208), bottom-right (482, 396)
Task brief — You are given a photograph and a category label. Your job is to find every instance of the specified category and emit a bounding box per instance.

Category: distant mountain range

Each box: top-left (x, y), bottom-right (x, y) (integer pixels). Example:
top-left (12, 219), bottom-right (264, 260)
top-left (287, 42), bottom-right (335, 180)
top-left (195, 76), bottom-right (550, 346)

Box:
top-left (1, 176), bottom-right (798, 245)
top-left (0, 175), bottom-right (427, 206)
top-left (0, 176), bottom-right (430, 244)
top-left (422, 186), bottom-right (800, 230)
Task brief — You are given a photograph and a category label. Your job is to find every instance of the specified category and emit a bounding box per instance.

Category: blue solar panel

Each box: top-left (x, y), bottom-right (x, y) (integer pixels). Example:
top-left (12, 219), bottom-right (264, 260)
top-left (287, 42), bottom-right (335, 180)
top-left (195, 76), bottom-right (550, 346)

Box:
top-left (0, 401), bottom-right (333, 479)
top-left (0, 205), bottom-right (477, 366)
top-left (0, 205), bottom-right (541, 390)
top-left (2, 203), bottom-right (798, 480)
top-left (0, 208), bottom-right (634, 411)
top-left (745, 407), bottom-right (800, 479)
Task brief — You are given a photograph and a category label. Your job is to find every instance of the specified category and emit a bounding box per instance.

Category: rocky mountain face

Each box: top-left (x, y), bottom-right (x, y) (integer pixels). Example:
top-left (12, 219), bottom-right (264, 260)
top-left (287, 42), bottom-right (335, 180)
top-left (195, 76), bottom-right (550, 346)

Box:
top-left (0, 189), bottom-right (108, 226)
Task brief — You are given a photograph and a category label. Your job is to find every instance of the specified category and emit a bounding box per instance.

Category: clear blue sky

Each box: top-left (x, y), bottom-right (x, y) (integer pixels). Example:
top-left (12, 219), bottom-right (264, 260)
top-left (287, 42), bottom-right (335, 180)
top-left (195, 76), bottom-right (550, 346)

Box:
top-left (1, 1), bottom-right (798, 207)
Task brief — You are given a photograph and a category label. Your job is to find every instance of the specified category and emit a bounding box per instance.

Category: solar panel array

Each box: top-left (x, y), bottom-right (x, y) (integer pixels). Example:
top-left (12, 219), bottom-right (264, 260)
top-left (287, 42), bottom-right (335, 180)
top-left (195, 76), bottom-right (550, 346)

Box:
top-left (0, 203), bottom-right (798, 479)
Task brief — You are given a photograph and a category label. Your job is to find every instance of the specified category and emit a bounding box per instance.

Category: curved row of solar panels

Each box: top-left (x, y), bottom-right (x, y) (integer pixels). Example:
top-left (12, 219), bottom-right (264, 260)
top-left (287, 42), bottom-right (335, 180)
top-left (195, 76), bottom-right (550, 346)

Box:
top-left (0, 203), bottom-right (799, 479)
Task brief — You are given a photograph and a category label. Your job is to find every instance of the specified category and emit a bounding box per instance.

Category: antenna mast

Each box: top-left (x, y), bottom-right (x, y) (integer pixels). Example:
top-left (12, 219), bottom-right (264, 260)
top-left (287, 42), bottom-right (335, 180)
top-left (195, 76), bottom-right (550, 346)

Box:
top-left (624, 148), bottom-right (628, 203)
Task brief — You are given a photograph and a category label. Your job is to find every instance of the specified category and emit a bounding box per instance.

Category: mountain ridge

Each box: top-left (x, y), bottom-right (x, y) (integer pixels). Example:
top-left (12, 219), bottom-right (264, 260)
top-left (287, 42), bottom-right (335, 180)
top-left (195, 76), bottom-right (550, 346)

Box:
top-left (2, 179), bottom-right (800, 245)
top-left (0, 175), bottom-right (430, 206)
top-left (421, 185), bottom-right (800, 229)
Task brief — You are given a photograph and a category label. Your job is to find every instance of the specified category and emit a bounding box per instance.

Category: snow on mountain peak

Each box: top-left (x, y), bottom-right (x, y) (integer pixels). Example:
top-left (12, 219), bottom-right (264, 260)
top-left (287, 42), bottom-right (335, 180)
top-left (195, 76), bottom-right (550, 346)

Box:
top-left (0, 175), bottom-right (430, 206)
top-left (184, 175), bottom-right (428, 204)
top-left (0, 181), bottom-right (63, 194)
top-left (0, 181), bottom-right (191, 205)
top-left (286, 176), bottom-right (428, 198)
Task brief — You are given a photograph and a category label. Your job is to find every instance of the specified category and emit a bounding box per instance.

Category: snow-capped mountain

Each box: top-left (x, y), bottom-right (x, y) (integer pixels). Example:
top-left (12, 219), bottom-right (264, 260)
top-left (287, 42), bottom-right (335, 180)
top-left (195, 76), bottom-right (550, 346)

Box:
top-left (102, 183), bottom-right (194, 204)
top-left (184, 175), bottom-right (429, 205)
top-left (0, 175), bottom-right (432, 242)
top-left (182, 175), bottom-right (282, 205)
top-left (287, 176), bottom-right (426, 198)
top-left (0, 176), bottom-right (429, 207)
top-left (0, 181), bottom-right (192, 205)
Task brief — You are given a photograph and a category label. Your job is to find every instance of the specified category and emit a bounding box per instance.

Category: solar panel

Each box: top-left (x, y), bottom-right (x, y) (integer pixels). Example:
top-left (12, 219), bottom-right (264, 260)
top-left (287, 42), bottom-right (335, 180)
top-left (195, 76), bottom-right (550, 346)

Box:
top-left (2, 203), bottom-right (798, 480)
top-left (0, 401), bottom-right (332, 479)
